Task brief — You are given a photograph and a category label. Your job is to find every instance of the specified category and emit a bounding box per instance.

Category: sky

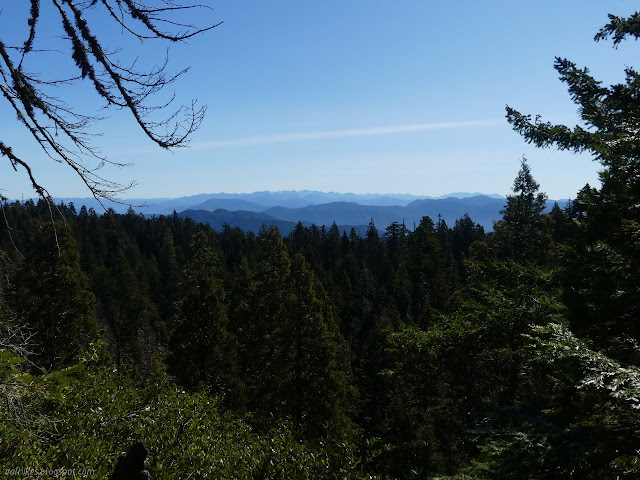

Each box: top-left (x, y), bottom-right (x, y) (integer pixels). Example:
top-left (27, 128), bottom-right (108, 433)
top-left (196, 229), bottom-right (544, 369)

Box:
top-left (0, 0), bottom-right (637, 201)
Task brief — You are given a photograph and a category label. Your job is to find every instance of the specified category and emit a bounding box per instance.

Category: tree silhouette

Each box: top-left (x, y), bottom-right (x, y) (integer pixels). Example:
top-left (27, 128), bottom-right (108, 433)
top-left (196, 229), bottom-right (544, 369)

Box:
top-left (0, 1), bottom-right (220, 204)
top-left (492, 157), bottom-right (551, 262)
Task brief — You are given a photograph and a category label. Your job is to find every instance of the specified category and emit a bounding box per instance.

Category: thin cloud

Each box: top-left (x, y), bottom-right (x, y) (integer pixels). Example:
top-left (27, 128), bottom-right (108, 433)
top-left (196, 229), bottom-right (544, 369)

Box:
top-left (193, 120), bottom-right (501, 149)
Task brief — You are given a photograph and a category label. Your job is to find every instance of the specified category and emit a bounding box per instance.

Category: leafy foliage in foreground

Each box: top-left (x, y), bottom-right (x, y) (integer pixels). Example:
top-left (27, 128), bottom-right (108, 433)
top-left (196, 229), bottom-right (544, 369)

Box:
top-left (0, 346), bottom-right (375, 479)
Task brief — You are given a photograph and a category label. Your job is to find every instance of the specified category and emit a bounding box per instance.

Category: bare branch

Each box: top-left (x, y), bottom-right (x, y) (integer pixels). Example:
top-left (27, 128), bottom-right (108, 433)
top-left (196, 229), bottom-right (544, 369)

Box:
top-left (0, 0), bottom-right (218, 205)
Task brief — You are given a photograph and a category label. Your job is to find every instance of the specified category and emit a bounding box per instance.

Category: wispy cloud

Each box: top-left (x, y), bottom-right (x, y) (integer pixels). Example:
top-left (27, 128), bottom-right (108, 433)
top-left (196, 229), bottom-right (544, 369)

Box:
top-left (193, 120), bottom-right (501, 149)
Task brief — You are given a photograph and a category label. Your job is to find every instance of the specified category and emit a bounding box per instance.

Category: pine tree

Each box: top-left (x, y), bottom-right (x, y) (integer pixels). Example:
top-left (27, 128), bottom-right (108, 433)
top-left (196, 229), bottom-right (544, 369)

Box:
top-left (168, 230), bottom-right (242, 405)
top-left (240, 226), bottom-right (291, 414)
top-left (13, 221), bottom-right (98, 369)
top-left (278, 253), bottom-right (350, 436)
top-left (480, 10), bottom-right (640, 478)
top-left (492, 157), bottom-right (551, 262)
top-left (157, 227), bottom-right (180, 320)
top-left (548, 201), bottom-right (572, 243)
top-left (406, 218), bottom-right (448, 326)
top-left (507, 13), bottom-right (640, 343)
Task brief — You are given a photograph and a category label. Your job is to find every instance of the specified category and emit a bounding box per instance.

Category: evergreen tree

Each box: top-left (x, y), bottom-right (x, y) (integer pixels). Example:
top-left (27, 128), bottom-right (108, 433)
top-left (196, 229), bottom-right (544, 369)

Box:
top-left (506, 15), bottom-right (640, 343)
top-left (322, 222), bottom-right (343, 276)
top-left (548, 201), bottom-right (572, 243)
top-left (480, 10), bottom-right (640, 477)
top-left (168, 231), bottom-right (242, 405)
top-left (451, 214), bottom-right (485, 261)
top-left (157, 227), bottom-right (180, 320)
top-left (406, 218), bottom-right (448, 326)
top-left (277, 253), bottom-right (350, 436)
top-left (13, 221), bottom-right (98, 368)
top-left (492, 157), bottom-right (551, 262)
top-left (91, 214), bottom-right (159, 372)
top-left (240, 226), bottom-right (291, 415)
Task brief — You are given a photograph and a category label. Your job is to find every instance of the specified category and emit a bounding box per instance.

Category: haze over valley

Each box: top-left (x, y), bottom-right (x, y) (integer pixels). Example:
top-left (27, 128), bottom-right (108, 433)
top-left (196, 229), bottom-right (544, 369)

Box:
top-left (50, 190), bottom-right (567, 234)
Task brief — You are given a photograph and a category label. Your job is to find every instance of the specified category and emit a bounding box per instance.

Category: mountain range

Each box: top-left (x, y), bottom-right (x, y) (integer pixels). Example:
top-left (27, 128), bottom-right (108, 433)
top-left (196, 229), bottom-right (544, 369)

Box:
top-left (179, 209), bottom-right (372, 237)
top-left (53, 190), bottom-right (504, 214)
top-left (47, 190), bottom-right (568, 234)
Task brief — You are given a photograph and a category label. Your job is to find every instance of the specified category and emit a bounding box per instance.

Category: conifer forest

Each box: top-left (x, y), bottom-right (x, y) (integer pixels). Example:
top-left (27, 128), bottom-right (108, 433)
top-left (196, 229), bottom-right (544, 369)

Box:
top-left (2, 4), bottom-right (640, 480)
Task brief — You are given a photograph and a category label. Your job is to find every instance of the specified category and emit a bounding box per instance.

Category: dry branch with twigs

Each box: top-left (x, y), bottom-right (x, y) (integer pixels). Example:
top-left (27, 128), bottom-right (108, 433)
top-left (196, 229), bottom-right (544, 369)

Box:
top-left (0, 0), bottom-right (220, 207)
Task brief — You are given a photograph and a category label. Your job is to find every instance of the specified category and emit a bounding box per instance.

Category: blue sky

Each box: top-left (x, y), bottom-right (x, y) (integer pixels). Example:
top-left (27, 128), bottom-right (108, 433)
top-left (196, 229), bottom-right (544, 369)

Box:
top-left (0, 1), bottom-right (637, 201)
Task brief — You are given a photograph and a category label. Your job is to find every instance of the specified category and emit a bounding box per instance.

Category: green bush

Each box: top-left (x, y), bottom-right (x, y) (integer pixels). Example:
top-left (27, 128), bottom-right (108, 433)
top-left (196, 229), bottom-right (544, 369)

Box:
top-left (0, 348), bottom-right (377, 479)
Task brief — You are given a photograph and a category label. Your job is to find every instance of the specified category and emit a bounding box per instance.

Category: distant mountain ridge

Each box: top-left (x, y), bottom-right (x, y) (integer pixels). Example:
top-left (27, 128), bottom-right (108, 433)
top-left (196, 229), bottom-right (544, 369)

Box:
top-left (40, 190), bottom-right (570, 233)
top-left (262, 196), bottom-right (511, 231)
top-left (181, 196), bottom-right (566, 233)
top-left (180, 209), bottom-right (371, 236)
top-left (192, 199), bottom-right (265, 212)
top-left (179, 209), bottom-right (305, 235)
top-left (50, 190), bottom-right (507, 215)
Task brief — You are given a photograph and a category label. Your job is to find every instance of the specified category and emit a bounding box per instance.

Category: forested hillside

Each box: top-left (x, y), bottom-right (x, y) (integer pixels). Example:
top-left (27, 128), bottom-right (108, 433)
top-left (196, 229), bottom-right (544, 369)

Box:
top-left (2, 6), bottom-right (640, 480)
top-left (0, 190), bottom-right (483, 477)
top-left (3, 153), bottom-right (638, 478)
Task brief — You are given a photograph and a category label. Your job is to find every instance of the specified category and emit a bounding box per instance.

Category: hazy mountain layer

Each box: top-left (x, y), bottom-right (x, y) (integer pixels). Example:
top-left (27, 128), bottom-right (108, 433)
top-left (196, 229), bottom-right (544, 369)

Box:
top-left (51, 190), bottom-right (507, 215)
top-left (262, 196), bottom-right (512, 230)
top-left (179, 209), bottom-right (371, 236)
top-left (49, 191), bottom-right (570, 232)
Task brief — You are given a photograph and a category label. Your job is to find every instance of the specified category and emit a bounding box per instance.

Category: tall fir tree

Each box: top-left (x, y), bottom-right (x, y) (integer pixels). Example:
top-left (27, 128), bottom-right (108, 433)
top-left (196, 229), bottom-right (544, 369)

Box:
top-left (492, 157), bottom-right (551, 263)
top-left (13, 221), bottom-right (98, 369)
top-left (474, 10), bottom-right (640, 478)
top-left (168, 230), bottom-right (243, 405)
top-left (506, 14), bottom-right (640, 343)
top-left (276, 253), bottom-right (350, 436)
top-left (240, 226), bottom-right (291, 415)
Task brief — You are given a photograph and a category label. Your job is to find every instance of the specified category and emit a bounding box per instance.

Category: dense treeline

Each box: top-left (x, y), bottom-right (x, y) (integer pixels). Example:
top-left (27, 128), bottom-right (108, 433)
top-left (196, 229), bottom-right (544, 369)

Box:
top-left (2, 154), bottom-right (632, 478)
top-left (1, 163), bottom-right (639, 478)
top-left (3, 9), bottom-right (640, 479)
top-left (0, 194), bottom-right (484, 462)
